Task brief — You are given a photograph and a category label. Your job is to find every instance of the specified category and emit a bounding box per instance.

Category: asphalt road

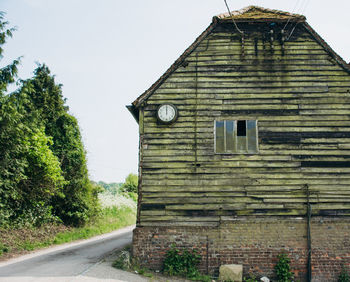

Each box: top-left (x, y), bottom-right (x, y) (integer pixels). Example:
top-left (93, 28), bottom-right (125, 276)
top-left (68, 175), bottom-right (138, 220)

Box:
top-left (0, 225), bottom-right (139, 282)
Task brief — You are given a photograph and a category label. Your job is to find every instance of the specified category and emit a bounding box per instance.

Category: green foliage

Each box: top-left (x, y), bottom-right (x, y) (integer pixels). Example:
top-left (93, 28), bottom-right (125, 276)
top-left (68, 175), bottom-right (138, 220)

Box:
top-left (0, 205), bottom-right (136, 258)
top-left (97, 181), bottom-right (122, 194)
top-left (339, 265), bottom-right (350, 282)
top-left (128, 192), bottom-right (138, 202)
top-left (0, 242), bottom-right (9, 256)
top-left (163, 245), bottom-right (210, 281)
top-left (121, 173), bottom-right (138, 193)
top-left (0, 11), bottom-right (20, 93)
top-left (0, 13), bottom-right (22, 226)
top-left (275, 253), bottom-right (293, 282)
top-left (0, 88), bottom-right (65, 227)
top-left (52, 205), bottom-right (135, 244)
top-left (48, 113), bottom-right (100, 226)
top-left (0, 13), bottom-right (98, 228)
top-left (243, 274), bottom-right (258, 282)
top-left (20, 64), bottom-right (100, 226)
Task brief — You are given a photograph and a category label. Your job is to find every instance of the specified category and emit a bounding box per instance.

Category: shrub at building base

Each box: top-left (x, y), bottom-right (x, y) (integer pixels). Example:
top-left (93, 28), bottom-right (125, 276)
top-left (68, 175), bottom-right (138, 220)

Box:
top-left (275, 253), bottom-right (293, 282)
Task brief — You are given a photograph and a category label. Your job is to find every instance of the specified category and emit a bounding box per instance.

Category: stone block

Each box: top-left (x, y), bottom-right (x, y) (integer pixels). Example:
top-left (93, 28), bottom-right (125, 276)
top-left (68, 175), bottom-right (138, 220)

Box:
top-left (219, 264), bottom-right (242, 282)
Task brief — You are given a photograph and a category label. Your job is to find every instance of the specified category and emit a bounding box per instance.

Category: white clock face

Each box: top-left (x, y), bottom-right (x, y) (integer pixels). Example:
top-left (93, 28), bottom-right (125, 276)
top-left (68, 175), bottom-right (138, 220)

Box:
top-left (157, 104), bottom-right (177, 123)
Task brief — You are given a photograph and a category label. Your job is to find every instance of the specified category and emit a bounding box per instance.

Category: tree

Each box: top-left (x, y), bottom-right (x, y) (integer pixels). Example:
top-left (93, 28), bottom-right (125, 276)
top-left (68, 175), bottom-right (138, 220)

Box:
top-left (121, 173), bottom-right (138, 193)
top-left (0, 12), bottom-right (20, 94)
top-left (23, 64), bottom-right (100, 226)
top-left (0, 13), bottom-right (64, 227)
top-left (0, 13), bottom-right (98, 227)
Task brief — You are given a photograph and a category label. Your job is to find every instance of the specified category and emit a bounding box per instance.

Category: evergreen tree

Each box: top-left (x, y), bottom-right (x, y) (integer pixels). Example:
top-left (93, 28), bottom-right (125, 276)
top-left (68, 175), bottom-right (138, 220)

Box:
top-left (0, 13), bottom-right (64, 227)
top-left (0, 12), bottom-right (19, 93)
top-left (23, 64), bottom-right (100, 226)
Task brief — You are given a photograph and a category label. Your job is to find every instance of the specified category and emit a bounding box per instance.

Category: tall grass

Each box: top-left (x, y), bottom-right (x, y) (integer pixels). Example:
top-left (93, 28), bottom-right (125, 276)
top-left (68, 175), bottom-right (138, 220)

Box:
top-left (51, 190), bottom-right (137, 244)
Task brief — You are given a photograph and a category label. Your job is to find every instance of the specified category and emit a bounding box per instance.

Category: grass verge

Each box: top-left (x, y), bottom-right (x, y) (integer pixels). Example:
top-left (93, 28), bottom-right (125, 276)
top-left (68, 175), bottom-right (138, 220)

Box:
top-left (0, 206), bottom-right (136, 261)
top-left (53, 206), bottom-right (135, 244)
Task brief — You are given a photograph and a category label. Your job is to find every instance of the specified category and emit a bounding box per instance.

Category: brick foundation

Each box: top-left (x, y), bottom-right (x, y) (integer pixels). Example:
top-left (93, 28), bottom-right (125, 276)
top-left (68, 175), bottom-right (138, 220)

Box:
top-left (132, 217), bottom-right (350, 281)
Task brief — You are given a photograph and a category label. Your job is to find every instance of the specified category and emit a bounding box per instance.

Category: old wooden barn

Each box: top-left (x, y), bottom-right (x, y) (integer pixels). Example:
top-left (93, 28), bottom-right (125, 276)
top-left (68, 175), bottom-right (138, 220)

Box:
top-left (127, 6), bottom-right (350, 281)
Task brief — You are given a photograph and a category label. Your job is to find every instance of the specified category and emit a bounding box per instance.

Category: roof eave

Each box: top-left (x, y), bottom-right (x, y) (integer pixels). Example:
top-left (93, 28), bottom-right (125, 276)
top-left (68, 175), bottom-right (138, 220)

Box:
top-left (131, 19), bottom-right (218, 109)
top-left (126, 105), bottom-right (139, 123)
top-left (302, 22), bottom-right (350, 73)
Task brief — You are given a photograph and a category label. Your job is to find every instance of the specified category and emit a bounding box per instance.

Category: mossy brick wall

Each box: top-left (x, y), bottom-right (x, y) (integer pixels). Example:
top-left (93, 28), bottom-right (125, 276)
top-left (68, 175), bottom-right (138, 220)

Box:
top-left (132, 216), bottom-right (350, 281)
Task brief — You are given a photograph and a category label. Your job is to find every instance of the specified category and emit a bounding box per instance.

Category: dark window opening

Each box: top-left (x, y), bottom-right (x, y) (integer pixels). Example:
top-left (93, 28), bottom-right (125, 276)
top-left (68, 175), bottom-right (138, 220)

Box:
top-left (237, 120), bottom-right (246, 136)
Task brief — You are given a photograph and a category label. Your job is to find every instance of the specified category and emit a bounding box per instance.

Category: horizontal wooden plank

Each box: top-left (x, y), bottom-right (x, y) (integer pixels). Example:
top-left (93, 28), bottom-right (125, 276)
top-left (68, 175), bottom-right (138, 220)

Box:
top-left (140, 166), bottom-right (341, 175)
top-left (173, 64), bottom-right (344, 73)
top-left (142, 161), bottom-right (300, 169)
top-left (171, 70), bottom-right (349, 78)
top-left (144, 116), bottom-right (350, 124)
top-left (194, 44), bottom-right (325, 51)
top-left (139, 222), bottom-right (219, 227)
top-left (184, 53), bottom-right (332, 61)
top-left (142, 172), bottom-right (350, 181)
top-left (143, 192), bottom-right (247, 198)
top-left (151, 86), bottom-right (349, 95)
top-left (165, 75), bottom-right (350, 84)
top-left (157, 81), bottom-right (350, 89)
top-left (140, 215), bottom-right (220, 222)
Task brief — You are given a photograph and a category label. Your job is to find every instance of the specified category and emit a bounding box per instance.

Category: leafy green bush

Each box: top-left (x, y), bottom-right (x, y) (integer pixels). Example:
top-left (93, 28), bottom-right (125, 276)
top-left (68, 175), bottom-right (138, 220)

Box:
top-left (128, 192), bottom-right (138, 202)
top-left (339, 265), bottom-right (350, 282)
top-left (0, 242), bottom-right (9, 256)
top-left (0, 94), bottom-right (65, 227)
top-left (163, 245), bottom-right (210, 281)
top-left (275, 253), bottom-right (293, 282)
top-left (121, 173), bottom-right (138, 193)
top-left (244, 274), bottom-right (258, 282)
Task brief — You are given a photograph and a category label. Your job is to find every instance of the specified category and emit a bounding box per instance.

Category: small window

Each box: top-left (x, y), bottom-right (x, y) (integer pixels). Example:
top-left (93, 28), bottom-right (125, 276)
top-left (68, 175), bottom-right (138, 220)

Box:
top-left (215, 120), bottom-right (258, 154)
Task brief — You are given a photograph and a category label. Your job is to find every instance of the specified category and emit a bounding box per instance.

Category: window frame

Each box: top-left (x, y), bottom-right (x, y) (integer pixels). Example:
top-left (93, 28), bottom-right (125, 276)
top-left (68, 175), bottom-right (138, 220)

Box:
top-left (214, 119), bottom-right (259, 154)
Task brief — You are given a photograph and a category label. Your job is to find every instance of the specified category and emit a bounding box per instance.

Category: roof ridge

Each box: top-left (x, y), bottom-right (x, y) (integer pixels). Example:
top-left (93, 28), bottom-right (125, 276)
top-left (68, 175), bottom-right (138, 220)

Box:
top-left (216, 5), bottom-right (306, 21)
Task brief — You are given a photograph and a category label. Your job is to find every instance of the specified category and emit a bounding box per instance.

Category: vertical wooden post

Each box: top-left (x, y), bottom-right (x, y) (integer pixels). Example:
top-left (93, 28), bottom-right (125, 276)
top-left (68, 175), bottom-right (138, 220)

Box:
top-left (306, 184), bottom-right (312, 282)
top-left (137, 107), bottom-right (144, 225)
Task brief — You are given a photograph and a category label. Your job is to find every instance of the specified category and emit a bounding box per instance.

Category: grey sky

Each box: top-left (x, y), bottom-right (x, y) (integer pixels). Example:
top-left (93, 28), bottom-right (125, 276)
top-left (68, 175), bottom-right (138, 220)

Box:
top-left (2, 0), bottom-right (350, 182)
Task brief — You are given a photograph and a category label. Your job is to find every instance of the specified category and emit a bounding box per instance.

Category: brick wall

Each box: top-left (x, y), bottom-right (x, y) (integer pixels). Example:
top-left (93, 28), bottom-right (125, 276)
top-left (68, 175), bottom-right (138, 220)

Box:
top-left (132, 217), bottom-right (350, 281)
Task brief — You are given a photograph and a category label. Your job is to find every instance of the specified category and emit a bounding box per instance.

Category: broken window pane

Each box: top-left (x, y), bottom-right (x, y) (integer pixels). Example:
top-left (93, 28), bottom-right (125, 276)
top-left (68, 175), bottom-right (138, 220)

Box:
top-left (237, 120), bottom-right (246, 136)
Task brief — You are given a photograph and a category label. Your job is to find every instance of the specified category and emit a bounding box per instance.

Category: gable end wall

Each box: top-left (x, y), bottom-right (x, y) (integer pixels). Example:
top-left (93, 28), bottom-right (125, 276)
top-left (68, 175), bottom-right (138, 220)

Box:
top-left (133, 22), bottom-right (350, 281)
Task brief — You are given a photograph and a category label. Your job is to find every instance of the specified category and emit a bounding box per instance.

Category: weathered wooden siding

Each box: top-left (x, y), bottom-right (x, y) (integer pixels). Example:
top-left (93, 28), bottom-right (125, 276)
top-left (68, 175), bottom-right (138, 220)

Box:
top-left (138, 22), bottom-right (350, 226)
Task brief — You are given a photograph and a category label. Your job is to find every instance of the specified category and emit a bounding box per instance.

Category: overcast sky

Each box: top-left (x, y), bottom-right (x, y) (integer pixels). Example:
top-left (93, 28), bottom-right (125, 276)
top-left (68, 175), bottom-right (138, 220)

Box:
top-left (2, 0), bottom-right (350, 183)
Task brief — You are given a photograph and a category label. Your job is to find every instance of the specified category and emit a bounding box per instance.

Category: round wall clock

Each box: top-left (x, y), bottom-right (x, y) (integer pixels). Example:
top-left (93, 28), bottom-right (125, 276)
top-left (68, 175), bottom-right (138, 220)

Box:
top-left (156, 104), bottom-right (178, 124)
